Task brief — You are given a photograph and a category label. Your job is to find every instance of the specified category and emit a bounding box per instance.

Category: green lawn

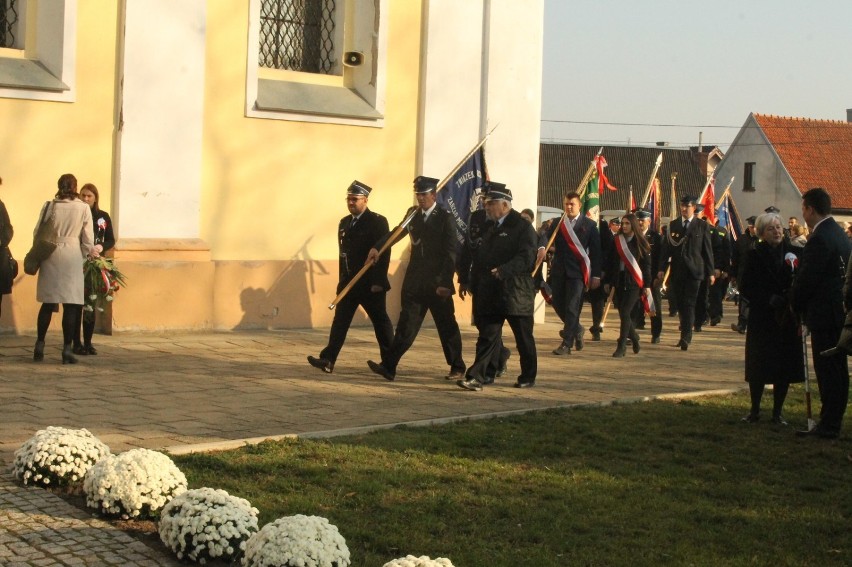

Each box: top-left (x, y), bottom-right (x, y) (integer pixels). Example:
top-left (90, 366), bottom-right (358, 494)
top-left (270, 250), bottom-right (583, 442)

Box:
top-left (174, 388), bottom-right (850, 566)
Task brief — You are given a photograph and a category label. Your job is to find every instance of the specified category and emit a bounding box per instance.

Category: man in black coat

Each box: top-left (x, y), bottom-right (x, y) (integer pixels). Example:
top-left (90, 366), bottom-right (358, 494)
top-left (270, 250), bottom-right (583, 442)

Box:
top-left (792, 188), bottom-right (851, 439)
top-left (632, 209), bottom-right (663, 343)
top-left (546, 192), bottom-right (602, 355)
top-left (367, 176), bottom-right (466, 381)
top-left (457, 181), bottom-right (511, 381)
top-left (657, 195), bottom-right (714, 350)
top-left (308, 181), bottom-right (394, 373)
top-left (730, 216), bottom-right (758, 333)
top-left (457, 186), bottom-right (538, 390)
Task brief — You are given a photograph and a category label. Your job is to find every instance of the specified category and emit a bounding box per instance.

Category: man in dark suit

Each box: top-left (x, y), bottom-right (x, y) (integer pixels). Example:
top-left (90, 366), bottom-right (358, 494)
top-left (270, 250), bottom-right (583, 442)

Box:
top-left (657, 195), bottom-right (714, 351)
top-left (307, 181), bottom-right (394, 374)
top-left (457, 181), bottom-right (511, 381)
top-left (588, 218), bottom-right (614, 341)
top-left (457, 185), bottom-right (538, 390)
top-left (546, 192), bottom-right (602, 355)
top-left (730, 216), bottom-right (758, 334)
top-left (792, 188), bottom-right (851, 439)
top-left (632, 208), bottom-right (663, 343)
top-left (367, 176), bottom-right (466, 381)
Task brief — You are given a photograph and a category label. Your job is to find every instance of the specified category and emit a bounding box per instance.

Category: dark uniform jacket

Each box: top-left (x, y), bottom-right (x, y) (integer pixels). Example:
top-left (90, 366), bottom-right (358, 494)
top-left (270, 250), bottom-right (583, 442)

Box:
top-left (338, 208), bottom-right (391, 294)
top-left (0, 200), bottom-right (14, 295)
top-left (731, 230), bottom-right (758, 283)
top-left (377, 204), bottom-right (457, 296)
top-left (710, 224), bottom-right (731, 273)
top-left (792, 217), bottom-right (851, 331)
top-left (470, 209), bottom-right (537, 317)
top-left (644, 229), bottom-right (662, 279)
top-left (546, 215), bottom-right (602, 280)
top-left (659, 217), bottom-right (714, 280)
top-left (604, 235), bottom-right (652, 291)
top-left (457, 208), bottom-right (491, 287)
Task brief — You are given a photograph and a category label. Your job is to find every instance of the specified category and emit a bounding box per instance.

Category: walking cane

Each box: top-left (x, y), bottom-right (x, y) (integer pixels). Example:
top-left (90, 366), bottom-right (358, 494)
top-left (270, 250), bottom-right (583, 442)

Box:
top-left (800, 323), bottom-right (817, 432)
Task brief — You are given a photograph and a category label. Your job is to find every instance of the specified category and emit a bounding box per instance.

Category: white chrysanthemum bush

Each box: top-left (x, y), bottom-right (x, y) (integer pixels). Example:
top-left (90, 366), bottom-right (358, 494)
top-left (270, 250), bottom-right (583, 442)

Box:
top-left (241, 514), bottom-right (351, 567)
top-left (383, 556), bottom-right (455, 567)
top-left (83, 448), bottom-right (187, 519)
top-left (13, 427), bottom-right (111, 488)
top-left (158, 487), bottom-right (259, 564)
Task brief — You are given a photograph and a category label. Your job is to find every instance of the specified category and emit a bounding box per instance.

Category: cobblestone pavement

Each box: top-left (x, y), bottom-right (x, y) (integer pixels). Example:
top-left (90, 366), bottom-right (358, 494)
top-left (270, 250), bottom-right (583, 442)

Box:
top-left (0, 317), bottom-right (747, 565)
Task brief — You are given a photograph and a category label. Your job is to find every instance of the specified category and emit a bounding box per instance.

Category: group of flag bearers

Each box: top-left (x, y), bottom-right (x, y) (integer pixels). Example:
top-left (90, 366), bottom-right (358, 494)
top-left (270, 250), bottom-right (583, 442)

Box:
top-left (305, 140), bottom-right (848, 438)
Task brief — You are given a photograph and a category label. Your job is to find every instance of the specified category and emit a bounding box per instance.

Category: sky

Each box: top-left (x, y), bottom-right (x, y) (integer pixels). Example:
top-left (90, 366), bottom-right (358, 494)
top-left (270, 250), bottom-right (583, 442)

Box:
top-left (541, 0), bottom-right (852, 152)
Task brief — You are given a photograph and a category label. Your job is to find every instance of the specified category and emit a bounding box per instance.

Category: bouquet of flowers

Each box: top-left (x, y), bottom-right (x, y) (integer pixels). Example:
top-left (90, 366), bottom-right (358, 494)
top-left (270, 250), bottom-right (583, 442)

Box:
top-left (83, 256), bottom-right (127, 321)
top-left (241, 515), bottom-right (350, 567)
top-left (83, 448), bottom-right (187, 519)
top-left (383, 557), bottom-right (455, 567)
top-left (159, 487), bottom-right (259, 564)
top-left (12, 426), bottom-right (111, 488)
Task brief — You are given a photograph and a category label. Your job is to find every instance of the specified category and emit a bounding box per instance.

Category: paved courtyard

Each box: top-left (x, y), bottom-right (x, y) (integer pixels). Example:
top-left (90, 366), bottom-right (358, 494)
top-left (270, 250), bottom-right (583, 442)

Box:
top-left (0, 317), bottom-right (748, 565)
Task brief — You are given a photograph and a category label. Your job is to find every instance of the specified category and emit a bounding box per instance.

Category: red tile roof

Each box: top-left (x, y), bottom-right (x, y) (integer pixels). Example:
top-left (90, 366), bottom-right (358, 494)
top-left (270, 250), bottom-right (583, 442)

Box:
top-left (753, 113), bottom-right (852, 210)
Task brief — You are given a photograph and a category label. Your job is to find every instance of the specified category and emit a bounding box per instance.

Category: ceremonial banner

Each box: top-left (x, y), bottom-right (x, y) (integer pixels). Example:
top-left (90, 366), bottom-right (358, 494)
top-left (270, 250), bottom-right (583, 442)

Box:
top-left (716, 191), bottom-right (744, 242)
top-left (647, 178), bottom-right (661, 233)
top-left (437, 146), bottom-right (488, 253)
top-left (583, 173), bottom-right (600, 225)
top-left (699, 176), bottom-right (716, 225)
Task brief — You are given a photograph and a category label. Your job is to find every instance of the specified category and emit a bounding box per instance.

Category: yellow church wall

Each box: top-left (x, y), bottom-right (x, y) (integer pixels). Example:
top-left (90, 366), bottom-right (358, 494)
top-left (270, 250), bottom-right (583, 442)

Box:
top-left (0, 1), bottom-right (119, 332)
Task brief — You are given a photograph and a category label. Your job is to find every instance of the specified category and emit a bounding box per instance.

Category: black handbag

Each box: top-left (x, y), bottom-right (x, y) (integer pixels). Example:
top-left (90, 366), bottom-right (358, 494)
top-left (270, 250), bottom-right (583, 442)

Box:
top-left (23, 202), bottom-right (57, 276)
top-left (0, 246), bottom-right (16, 294)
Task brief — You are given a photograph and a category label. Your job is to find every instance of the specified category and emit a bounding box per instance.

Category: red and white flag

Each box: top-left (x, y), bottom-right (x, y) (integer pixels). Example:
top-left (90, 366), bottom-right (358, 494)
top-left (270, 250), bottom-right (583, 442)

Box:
top-left (699, 176), bottom-right (716, 226)
top-left (559, 217), bottom-right (591, 287)
top-left (614, 234), bottom-right (655, 315)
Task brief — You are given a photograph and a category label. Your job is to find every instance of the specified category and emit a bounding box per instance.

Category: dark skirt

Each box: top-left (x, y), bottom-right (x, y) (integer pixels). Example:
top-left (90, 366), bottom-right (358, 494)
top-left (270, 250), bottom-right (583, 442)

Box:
top-left (744, 304), bottom-right (805, 385)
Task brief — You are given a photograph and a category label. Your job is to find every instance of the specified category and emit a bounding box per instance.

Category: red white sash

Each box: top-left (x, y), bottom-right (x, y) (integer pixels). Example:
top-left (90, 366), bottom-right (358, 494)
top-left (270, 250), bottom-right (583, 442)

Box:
top-left (559, 216), bottom-right (590, 286)
top-left (615, 234), bottom-right (655, 314)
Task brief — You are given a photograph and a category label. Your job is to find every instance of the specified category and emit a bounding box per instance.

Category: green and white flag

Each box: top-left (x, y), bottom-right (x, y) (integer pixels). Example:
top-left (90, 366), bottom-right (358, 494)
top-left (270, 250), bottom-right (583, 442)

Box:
top-left (583, 172), bottom-right (600, 225)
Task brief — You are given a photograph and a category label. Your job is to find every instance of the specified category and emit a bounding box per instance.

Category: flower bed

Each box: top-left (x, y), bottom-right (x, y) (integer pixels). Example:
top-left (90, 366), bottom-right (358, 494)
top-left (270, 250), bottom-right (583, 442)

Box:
top-left (12, 426), bottom-right (111, 488)
top-left (83, 448), bottom-right (187, 519)
top-left (242, 514), bottom-right (350, 567)
top-left (383, 556), bottom-right (455, 567)
top-left (159, 487), bottom-right (259, 563)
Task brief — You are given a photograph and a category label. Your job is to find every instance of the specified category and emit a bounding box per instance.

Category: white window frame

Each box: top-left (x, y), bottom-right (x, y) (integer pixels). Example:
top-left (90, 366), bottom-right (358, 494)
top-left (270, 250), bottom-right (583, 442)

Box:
top-left (0, 0), bottom-right (76, 102)
top-left (246, 0), bottom-right (387, 127)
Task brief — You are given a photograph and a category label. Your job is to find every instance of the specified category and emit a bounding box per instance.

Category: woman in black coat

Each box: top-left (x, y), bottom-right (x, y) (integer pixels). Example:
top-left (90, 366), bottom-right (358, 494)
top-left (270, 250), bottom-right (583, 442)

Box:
top-left (0, 175), bottom-right (14, 315)
top-left (73, 183), bottom-right (116, 355)
top-left (604, 214), bottom-right (652, 358)
top-left (738, 212), bottom-right (804, 424)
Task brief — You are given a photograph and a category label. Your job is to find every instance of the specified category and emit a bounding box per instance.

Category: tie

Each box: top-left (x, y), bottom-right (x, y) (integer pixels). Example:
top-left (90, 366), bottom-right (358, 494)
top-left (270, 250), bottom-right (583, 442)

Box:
top-left (683, 219), bottom-right (689, 231)
top-left (422, 212), bottom-right (428, 223)
top-left (349, 216), bottom-right (357, 228)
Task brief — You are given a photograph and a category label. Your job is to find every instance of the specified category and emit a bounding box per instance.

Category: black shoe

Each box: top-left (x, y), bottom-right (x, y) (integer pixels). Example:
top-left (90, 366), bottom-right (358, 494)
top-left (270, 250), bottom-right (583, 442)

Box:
top-left (446, 369), bottom-right (466, 380)
top-left (771, 415), bottom-right (788, 426)
top-left (710, 317), bottom-right (721, 326)
top-left (307, 355), bottom-right (334, 374)
top-left (496, 348), bottom-right (511, 377)
top-left (612, 341), bottom-right (627, 358)
top-left (730, 323), bottom-right (744, 334)
top-left (61, 345), bottom-right (78, 365)
top-left (552, 342), bottom-right (571, 356)
top-left (796, 424), bottom-right (839, 439)
top-left (368, 360), bottom-right (395, 381)
top-left (693, 326), bottom-right (703, 333)
top-left (457, 377), bottom-right (483, 391)
top-left (677, 339), bottom-right (689, 351)
top-left (84, 344), bottom-right (98, 356)
top-left (72, 344), bottom-right (87, 356)
top-left (651, 336), bottom-right (661, 344)
top-left (591, 329), bottom-right (601, 341)
top-left (574, 328), bottom-right (585, 351)
top-left (481, 376), bottom-right (496, 385)
top-left (33, 340), bottom-right (45, 362)
top-left (741, 413), bottom-right (759, 423)
top-left (630, 332), bottom-right (640, 354)
top-left (514, 380), bottom-right (535, 388)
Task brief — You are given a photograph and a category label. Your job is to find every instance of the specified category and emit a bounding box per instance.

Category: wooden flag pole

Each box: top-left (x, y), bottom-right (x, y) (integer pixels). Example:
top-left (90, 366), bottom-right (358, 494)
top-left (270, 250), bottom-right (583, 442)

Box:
top-left (600, 286), bottom-right (616, 329)
top-left (531, 147), bottom-right (603, 277)
top-left (328, 127), bottom-right (497, 309)
top-left (639, 152), bottom-right (663, 208)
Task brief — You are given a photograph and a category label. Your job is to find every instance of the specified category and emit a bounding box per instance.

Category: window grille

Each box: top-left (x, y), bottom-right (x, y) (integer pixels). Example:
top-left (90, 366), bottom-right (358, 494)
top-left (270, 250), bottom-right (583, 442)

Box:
top-left (259, 0), bottom-right (337, 74)
top-left (1, 0), bottom-right (19, 48)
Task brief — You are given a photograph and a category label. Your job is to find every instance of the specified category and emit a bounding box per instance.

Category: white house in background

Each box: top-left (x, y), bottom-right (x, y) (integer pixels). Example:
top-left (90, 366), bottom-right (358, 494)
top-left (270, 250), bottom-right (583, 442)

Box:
top-left (714, 112), bottom-right (852, 223)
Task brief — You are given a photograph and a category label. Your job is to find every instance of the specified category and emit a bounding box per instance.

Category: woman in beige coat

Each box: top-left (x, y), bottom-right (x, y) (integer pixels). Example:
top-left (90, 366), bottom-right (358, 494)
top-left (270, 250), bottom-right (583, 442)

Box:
top-left (33, 174), bottom-right (96, 364)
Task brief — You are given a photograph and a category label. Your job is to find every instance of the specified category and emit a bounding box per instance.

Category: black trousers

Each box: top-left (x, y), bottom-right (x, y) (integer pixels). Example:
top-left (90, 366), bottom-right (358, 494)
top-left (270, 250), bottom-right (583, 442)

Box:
top-left (694, 279), bottom-right (709, 329)
top-left (810, 327), bottom-right (849, 433)
top-left (384, 290), bottom-right (465, 374)
top-left (588, 286), bottom-right (607, 332)
top-left (466, 314), bottom-right (536, 384)
top-left (614, 285), bottom-right (641, 341)
top-left (550, 272), bottom-right (586, 343)
top-left (632, 284), bottom-right (662, 338)
top-left (736, 297), bottom-right (750, 330)
top-left (670, 275), bottom-right (701, 343)
top-left (320, 288), bottom-right (393, 364)
top-left (708, 277), bottom-right (727, 321)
